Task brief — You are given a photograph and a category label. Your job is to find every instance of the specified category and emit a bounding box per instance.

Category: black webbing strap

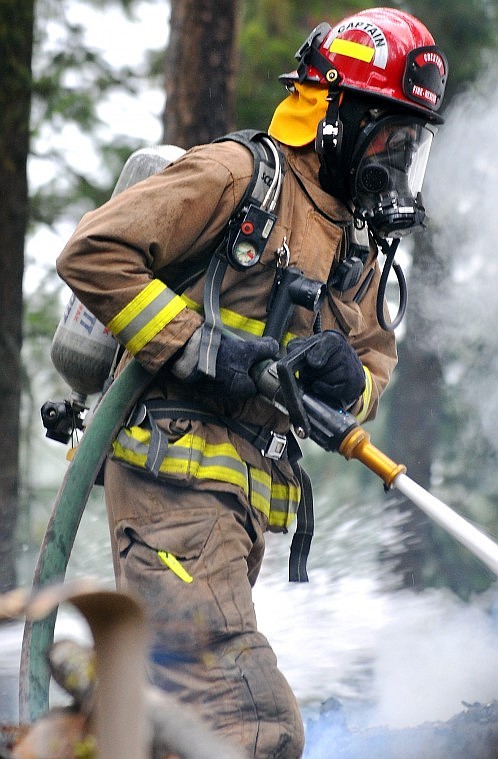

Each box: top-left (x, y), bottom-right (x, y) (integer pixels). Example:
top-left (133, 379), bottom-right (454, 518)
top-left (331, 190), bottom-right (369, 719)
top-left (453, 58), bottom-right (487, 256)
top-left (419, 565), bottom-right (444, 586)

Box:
top-left (196, 130), bottom-right (280, 377)
top-left (130, 398), bottom-right (285, 476)
top-left (197, 254), bottom-right (229, 377)
top-left (213, 129), bottom-right (276, 210)
top-left (289, 462), bottom-right (314, 583)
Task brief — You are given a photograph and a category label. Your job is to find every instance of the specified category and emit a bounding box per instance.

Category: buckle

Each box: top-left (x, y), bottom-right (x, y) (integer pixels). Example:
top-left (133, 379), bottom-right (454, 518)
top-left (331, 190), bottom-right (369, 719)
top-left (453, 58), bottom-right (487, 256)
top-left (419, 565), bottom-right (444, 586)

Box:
top-left (126, 402), bottom-right (147, 427)
top-left (263, 432), bottom-right (287, 460)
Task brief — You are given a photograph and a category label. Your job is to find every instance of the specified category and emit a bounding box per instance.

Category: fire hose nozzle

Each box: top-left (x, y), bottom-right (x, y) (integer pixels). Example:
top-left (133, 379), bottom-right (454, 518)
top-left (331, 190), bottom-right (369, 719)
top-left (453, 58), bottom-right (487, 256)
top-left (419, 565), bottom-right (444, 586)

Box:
top-left (338, 426), bottom-right (406, 489)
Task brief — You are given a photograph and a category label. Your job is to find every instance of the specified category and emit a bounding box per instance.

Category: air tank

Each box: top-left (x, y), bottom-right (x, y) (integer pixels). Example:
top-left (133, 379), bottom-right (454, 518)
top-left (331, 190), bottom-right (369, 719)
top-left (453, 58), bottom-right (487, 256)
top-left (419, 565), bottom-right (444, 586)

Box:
top-left (50, 144), bottom-right (186, 401)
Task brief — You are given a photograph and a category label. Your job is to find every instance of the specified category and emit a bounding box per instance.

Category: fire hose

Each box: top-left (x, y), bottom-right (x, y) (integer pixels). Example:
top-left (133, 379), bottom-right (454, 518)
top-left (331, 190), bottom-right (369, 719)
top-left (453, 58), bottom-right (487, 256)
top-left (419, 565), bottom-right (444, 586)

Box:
top-left (19, 359), bottom-right (154, 722)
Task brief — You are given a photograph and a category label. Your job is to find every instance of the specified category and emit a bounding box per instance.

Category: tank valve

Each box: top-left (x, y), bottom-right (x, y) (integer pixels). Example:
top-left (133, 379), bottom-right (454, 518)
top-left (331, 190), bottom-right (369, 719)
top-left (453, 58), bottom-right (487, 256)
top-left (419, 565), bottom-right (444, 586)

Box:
top-left (41, 392), bottom-right (86, 444)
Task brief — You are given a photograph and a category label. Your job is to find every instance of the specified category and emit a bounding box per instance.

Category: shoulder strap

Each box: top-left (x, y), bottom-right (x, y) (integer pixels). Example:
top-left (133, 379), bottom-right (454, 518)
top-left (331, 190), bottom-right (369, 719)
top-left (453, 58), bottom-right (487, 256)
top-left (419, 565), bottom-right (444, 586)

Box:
top-left (196, 132), bottom-right (285, 378)
top-left (213, 129), bottom-right (285, 214)
top-left (168, 131), bottom-right (284, 296)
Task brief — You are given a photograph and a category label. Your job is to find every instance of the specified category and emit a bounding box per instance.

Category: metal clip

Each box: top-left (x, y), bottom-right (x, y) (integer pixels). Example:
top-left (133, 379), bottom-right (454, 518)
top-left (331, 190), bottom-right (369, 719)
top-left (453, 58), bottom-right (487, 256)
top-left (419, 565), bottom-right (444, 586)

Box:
top-left (276, 236), bottom-right (290, 268)
top-left (263, 431), bottom-right (288, 460)
top-left (126, 401), bottom-right (147, 427)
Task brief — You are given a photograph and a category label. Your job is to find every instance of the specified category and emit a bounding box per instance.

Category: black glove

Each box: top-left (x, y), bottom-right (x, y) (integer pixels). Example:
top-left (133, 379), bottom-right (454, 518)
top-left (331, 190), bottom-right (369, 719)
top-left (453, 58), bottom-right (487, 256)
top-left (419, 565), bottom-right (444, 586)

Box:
top-left (172, 327), bottom-right (279, 399)
top-left (213, 333), bottom-right (279, 398)
top-left (287, 330), bottom-right (365, 409)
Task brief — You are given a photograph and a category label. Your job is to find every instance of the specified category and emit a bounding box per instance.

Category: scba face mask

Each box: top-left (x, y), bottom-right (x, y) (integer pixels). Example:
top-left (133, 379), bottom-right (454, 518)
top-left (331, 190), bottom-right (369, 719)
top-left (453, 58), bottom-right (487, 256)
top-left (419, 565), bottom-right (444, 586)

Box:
top-left (349, 115), bottom-right (436, 238)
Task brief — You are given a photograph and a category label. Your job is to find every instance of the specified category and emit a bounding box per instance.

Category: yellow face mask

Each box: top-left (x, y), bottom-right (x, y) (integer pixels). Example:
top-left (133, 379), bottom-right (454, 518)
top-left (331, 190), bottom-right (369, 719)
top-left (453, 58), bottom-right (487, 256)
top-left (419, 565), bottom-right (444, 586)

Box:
top-left (268, 82), bottom-right (329, 147)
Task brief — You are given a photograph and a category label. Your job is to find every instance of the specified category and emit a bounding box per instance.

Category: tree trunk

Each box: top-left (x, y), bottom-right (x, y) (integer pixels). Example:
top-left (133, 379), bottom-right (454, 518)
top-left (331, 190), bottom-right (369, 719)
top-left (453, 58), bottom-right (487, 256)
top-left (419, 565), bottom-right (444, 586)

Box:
top-left (384, 232), bottom-right (445, 589)
top-left (163, 0), bottom-right (242, 148)
top-left (0, 0), bottom-right (34, 591)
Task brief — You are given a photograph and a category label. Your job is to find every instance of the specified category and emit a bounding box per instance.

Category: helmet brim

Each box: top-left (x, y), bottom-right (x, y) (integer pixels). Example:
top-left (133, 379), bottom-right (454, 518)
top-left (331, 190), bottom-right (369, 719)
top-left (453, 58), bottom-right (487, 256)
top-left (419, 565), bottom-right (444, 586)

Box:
top-left (278, 72), bottom-right (444, 124)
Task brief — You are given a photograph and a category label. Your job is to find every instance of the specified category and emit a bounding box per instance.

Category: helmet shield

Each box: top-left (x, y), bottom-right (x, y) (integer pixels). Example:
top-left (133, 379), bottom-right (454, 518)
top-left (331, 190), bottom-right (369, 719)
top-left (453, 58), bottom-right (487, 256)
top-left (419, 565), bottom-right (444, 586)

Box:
top-left (403, 46), bottom-right (447, 113)
top-left (350, 115), bottom-right (436, 237)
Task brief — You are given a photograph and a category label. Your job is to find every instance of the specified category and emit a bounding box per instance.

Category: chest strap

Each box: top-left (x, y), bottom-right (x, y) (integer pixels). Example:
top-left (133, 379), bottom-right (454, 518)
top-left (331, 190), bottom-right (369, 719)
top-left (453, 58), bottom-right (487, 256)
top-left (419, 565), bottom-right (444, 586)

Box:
top-left (197, 131), bottom-right (284, 378)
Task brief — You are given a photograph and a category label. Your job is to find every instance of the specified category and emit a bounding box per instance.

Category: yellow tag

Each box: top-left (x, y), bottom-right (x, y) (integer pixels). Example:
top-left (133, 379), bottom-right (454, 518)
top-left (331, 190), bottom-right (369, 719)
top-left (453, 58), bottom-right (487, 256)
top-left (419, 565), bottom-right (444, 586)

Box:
top-left (329, 38), bottom-right (375, 63)
top-left (66, 447), bottom-right (77, 462)
top-left (157, 551), bottom-right (193, 584)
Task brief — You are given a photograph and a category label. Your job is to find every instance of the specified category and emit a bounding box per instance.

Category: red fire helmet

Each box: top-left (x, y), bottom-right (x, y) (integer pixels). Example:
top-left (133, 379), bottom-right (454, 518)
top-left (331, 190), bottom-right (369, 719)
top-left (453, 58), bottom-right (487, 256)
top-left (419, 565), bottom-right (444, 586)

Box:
top-left (280, 7), bottom-right (448, 122)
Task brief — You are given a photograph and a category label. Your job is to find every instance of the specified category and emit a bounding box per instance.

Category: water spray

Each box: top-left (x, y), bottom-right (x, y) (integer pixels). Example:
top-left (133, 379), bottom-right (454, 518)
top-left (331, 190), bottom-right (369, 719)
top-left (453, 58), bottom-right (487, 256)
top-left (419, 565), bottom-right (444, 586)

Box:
top-left (339, 420), bottom-right (498, 577)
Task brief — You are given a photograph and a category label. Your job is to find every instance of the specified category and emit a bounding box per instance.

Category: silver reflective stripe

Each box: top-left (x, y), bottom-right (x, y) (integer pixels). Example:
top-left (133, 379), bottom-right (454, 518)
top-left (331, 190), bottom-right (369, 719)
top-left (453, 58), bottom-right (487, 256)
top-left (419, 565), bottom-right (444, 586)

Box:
top-left (112, 429), bottom-right (249, 490)
top-left (113, 287), bottom-right (182, 350)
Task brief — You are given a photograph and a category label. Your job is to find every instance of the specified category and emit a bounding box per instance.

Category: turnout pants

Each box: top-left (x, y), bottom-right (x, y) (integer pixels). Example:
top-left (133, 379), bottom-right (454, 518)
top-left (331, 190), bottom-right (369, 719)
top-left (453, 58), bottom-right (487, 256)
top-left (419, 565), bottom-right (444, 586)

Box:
top-left (104, 458), bottom-right (305, 759)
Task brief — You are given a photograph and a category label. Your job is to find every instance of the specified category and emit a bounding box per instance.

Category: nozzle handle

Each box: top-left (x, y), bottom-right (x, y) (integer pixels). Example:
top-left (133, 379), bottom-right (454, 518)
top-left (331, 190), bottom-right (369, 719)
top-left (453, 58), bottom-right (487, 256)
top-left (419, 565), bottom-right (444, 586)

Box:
top-left (339, 426), bottom-right (406, 488)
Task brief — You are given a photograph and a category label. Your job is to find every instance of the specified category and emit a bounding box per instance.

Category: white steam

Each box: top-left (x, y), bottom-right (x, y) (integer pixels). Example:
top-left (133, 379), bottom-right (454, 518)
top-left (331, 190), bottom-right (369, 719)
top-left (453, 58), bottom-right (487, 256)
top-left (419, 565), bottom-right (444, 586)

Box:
top-left (423, 67), bottom-right (498, 441)
top-left (253, 494), bottom-right (498, 737)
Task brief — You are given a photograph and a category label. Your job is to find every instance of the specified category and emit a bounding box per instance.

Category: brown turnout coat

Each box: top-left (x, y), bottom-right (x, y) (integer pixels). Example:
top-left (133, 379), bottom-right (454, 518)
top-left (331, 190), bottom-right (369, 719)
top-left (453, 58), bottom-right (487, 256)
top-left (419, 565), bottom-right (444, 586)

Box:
top-left (57, 138), bottom-right (397, 524)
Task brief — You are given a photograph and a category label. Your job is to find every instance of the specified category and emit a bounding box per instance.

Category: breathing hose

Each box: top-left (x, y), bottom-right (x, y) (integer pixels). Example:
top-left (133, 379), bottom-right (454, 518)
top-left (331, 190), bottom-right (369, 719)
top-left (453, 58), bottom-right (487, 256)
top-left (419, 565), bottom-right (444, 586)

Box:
top-left (375, 237), bottom-right (407, 331)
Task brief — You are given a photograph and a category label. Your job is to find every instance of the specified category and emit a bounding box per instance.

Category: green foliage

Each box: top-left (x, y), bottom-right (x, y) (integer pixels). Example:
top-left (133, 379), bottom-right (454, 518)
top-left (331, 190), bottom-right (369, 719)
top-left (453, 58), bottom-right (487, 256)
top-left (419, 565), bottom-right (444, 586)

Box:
top-left (24, 273), bottom-right (61, 340)
top-left (30, 0), bottom-right (165, 228)
top-left (236, 0), bottom-right (368, 129)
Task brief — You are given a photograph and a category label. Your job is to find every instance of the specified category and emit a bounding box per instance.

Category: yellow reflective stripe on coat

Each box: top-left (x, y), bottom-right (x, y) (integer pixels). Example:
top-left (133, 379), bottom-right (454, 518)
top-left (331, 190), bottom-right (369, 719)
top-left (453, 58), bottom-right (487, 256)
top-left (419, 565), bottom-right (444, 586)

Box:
top-left (181, 293), bottom-right (295, 346)
top-left (112, 425), bottom-right (300, 529)
top-left (107, 279), bottom-right (188, 355)
top-left (269, 482), bottom-right (301, 529)
top-left (248, 468), bottom-right (272, 519)
top-left (355, 365), bottom-right (373, 425)
top-left (249, 470), bottom-right (300, 529)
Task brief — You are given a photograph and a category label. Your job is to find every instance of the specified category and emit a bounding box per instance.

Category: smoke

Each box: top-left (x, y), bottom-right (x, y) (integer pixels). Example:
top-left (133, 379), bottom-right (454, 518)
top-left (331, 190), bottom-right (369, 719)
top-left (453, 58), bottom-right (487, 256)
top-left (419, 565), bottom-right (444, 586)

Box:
top-left (366, 586), bottom-right (498, 728)
top-left (422, 67), bottom-right (498, 443)
top-left (253, 493), bottom-right (498, 739)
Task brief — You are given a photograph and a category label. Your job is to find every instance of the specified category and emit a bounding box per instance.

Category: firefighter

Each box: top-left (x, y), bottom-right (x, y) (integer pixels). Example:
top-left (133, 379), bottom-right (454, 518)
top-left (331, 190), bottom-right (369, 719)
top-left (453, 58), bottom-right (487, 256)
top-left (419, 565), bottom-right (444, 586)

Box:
top-left (56, 8), bottom-right (447, 758)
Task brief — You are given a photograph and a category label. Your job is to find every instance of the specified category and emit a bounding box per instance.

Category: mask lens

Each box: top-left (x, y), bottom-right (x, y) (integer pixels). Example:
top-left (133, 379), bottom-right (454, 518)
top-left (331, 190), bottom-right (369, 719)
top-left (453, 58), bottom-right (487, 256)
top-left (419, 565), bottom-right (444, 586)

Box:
top-left (358, 121), bottom-right (434, 196)
top-left (351, 116), bottom-right (436, 236)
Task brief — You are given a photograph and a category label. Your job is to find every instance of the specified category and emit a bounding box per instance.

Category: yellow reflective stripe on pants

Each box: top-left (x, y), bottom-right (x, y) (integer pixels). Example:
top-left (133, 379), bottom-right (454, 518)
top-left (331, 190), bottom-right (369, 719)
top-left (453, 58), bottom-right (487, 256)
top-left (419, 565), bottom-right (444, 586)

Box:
top-left (112, 426), bottom-right (300, 529)
top-left (107, 279), bottom-right (188, 355)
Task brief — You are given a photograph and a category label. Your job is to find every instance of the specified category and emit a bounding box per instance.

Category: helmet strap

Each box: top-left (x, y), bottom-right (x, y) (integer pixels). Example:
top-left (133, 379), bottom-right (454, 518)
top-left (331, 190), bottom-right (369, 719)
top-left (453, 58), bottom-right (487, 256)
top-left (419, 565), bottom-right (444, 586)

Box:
top-left (295, 23), bottom-right (339, 84)
top-left (315, 90), bottom-right (342, 158)
top-left (317, 92), bottom-right (374, 207)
